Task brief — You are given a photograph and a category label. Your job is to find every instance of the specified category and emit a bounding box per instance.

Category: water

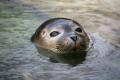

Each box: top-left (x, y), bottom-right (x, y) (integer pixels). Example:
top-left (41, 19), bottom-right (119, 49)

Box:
top-left (0, 0), bottom-right (120, 80)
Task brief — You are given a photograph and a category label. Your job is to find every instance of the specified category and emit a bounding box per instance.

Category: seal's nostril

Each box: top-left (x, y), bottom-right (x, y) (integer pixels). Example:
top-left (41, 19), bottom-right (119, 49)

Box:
top-left (70, 36), bottom-right (77, 42)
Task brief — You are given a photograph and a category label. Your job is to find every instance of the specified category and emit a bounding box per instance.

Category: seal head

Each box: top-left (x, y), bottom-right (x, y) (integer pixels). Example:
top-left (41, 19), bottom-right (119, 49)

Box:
top-left (31, 18), bottom-right (90, 65)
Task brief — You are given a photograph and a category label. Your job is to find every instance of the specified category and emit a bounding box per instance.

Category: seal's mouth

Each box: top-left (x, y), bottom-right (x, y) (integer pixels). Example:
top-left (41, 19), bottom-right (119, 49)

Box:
top-left (71, 47), bottom-right (79, 51)
top-left (54, 47), bottom-right (85, 54)
top-left (54, 43), bottom-right (86, 54)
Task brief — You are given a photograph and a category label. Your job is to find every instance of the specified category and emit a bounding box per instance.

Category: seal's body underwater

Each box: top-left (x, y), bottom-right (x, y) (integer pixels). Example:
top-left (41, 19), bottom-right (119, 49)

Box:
top-left (31, 18), bottom-right (91, 65)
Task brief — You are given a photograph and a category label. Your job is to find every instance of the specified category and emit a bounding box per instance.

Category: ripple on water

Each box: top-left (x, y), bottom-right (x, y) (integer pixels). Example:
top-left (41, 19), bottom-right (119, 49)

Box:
top-left (0, 0), bottom-right (120, 80)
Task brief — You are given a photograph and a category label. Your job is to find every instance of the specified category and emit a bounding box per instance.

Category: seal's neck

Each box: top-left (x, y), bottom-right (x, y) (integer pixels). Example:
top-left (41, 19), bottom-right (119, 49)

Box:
top-left (54, 51), bottom-right (87, 66)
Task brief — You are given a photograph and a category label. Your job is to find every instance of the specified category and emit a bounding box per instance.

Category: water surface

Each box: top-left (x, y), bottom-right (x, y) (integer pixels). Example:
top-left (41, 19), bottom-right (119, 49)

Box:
top-left (0, 0), bottom-right (120, 80)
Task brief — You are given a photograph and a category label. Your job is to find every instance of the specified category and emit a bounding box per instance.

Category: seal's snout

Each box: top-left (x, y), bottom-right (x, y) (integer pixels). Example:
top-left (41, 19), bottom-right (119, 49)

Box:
top-left (70, 36), bottom-right (78, 42)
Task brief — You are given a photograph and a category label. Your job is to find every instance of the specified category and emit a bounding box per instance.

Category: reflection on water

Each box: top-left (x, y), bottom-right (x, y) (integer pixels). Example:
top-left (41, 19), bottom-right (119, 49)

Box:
top-left (0, 0), bottom-right (120, 80)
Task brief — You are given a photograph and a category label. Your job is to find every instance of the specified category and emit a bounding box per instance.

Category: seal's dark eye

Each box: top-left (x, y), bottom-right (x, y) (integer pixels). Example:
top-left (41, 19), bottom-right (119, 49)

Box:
top-left (75, 28), bottom-right (82, 33)
top-left (50, 31), bottom-right (60, 37)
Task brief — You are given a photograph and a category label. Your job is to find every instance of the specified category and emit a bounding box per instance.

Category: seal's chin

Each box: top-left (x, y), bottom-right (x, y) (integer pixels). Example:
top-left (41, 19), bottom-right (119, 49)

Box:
top-left (52, 43), bottom-right (86, 54)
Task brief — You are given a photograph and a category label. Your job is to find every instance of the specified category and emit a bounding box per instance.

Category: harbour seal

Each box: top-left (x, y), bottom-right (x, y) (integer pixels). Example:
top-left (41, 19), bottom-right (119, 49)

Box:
top-left (31, 18), bottom-right (96, 65)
